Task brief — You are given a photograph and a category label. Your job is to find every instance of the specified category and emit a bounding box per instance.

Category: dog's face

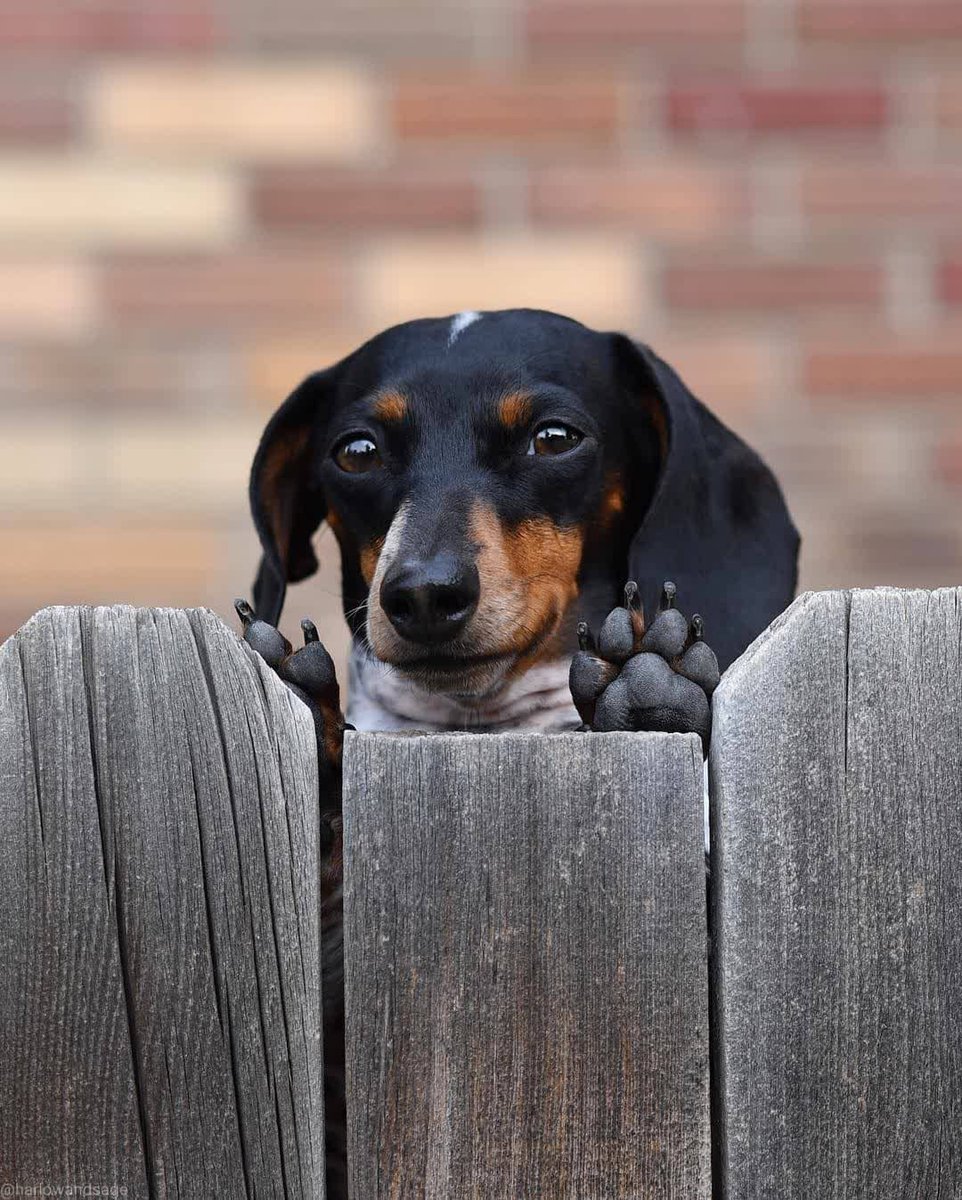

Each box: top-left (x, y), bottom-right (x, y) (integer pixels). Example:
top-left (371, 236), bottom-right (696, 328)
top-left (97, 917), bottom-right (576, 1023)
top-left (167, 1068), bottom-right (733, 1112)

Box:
top-left (250, 309), bottom-right (799, 686)
top-left (322, 340), bottom-right (658, 696)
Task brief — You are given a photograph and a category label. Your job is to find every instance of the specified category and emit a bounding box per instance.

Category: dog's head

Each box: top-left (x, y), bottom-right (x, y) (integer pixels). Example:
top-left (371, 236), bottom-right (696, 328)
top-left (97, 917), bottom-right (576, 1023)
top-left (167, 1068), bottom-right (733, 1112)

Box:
top-left (250, 309), bottom-right (798, 692)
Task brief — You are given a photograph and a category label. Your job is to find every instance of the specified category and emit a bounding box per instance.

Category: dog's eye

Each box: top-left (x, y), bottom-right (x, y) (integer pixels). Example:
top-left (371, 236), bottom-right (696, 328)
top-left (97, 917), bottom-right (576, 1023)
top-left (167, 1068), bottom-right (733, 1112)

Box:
top-left (334, 435), bottom-right (382, 474)
top-left (528, 423), bottom-right (583, 457)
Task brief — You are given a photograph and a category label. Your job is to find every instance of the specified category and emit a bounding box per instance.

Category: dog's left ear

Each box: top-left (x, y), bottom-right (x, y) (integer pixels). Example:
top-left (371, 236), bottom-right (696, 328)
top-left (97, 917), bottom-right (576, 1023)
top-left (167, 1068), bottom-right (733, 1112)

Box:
top-left (613, 336), bottom-right (800, 671)
top-left (249, 369), bottom-right (334, 625)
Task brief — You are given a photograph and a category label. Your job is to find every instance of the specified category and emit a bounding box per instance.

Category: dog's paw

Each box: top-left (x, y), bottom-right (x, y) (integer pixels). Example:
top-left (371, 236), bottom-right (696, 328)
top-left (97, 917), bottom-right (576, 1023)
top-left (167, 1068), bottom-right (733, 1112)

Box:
top-left (569, 581), bottom-right (719, 753)
top-left (234, 599), bottom-right (348, 797)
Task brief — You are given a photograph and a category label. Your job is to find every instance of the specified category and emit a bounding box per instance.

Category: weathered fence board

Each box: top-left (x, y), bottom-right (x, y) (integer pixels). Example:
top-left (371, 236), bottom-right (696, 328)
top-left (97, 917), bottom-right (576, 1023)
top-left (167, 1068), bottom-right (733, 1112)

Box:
top-left (710, 588), bottom-right (962, 1197)
top-left (0, 606), bottom-right (325, 1196)
top-left (342, 730), bottom-right (710, 1199)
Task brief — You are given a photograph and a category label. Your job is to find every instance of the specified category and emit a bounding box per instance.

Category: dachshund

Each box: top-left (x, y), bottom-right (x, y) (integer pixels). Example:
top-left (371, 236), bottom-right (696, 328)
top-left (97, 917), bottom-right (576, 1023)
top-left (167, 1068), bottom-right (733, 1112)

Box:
top-left (239, 307), bottom-right (799, 1196)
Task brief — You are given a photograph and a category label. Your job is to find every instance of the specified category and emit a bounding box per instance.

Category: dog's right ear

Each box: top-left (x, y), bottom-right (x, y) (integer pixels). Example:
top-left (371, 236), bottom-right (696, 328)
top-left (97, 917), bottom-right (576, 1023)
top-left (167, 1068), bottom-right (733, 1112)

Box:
top-left (249, 369), bottom-right (334, 625)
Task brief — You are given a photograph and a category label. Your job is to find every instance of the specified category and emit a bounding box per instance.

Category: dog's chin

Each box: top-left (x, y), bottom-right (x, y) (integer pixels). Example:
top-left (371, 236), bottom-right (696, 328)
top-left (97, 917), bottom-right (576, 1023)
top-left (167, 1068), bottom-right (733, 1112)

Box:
top-left (389, 651), bottom-right (516, 701)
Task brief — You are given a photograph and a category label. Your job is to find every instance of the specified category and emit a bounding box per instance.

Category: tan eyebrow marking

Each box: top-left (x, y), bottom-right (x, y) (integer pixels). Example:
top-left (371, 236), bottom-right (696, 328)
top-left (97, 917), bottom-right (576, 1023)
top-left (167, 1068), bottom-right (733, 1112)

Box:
top-left (497, 392), bottom-right (532, 430)
top-left (599, 476), bottom-right (627, 525)
top-left (372, 391), bottom-right (407, 423)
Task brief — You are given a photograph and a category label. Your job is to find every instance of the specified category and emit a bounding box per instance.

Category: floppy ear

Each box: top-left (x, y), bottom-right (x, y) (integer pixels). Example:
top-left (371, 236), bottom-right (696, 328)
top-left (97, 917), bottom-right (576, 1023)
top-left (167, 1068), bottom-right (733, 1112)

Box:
top-left (249, 370), bottom-right (333, 625)
top-left (614, 336), bottom-right (800, 672)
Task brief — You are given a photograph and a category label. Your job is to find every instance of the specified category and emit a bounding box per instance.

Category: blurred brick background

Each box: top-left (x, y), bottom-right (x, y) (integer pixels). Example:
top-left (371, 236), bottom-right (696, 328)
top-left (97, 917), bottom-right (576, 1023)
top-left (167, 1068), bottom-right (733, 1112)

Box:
top-left (2, 0), bottom-right (962, 674)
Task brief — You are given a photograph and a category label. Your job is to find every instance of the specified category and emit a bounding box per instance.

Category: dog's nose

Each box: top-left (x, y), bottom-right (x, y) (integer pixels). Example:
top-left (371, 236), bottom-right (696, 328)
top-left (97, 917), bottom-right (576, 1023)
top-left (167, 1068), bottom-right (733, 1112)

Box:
top-left (380, 554), bottom-right (480, 645)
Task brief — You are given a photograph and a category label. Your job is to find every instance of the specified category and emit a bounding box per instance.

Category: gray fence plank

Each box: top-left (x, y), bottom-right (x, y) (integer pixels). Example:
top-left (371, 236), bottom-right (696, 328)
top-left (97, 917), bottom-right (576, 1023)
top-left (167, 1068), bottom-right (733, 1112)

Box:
top-left (711, 588), bottom-right (962, 1198)
top-left (0, 606), bottom-right (325, 1197)
top-left (343, 730), bottom-right (710, 1200)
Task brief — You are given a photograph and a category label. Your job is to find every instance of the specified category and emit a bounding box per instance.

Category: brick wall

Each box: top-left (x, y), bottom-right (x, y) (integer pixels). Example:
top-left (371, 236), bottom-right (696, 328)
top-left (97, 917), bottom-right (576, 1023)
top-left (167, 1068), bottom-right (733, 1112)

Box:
top-left (2, 0), bottom-right (961, 674)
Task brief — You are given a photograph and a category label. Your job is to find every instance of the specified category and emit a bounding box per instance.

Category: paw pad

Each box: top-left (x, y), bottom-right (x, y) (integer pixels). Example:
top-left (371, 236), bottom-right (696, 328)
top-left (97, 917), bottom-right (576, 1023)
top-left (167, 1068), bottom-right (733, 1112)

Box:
top-left (234, 599), bottom-right (345, 762)
top-left (234, 598), bottom-right (291, 668)
top-left (569, 581), bottom-right (720, 753)
top-left (280, 618), bottom-right (339, 703)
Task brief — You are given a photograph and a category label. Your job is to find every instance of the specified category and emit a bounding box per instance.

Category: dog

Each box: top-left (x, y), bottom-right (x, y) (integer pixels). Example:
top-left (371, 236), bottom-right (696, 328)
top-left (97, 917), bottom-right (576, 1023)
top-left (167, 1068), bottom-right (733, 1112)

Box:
top-left (241, 307), bottom-right (799, 1196)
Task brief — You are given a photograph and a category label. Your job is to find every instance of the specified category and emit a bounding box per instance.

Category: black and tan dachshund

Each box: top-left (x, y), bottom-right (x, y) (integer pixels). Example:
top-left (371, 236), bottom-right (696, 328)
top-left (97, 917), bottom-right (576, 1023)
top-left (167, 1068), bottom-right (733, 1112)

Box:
top-left (238, 307), bottom-right (799, 1196)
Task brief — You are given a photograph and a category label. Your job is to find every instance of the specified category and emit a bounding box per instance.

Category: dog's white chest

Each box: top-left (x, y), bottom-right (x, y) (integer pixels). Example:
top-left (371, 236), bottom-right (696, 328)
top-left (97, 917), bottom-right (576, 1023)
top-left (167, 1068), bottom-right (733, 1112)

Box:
top-left (345, 649), bottom-right (580, 733)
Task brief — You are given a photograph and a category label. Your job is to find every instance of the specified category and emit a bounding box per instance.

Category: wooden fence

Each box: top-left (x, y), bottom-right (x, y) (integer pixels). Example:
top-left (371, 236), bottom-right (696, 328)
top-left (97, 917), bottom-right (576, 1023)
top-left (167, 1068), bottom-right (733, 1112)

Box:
top-left (0, 590), bottom-right (959, 1197)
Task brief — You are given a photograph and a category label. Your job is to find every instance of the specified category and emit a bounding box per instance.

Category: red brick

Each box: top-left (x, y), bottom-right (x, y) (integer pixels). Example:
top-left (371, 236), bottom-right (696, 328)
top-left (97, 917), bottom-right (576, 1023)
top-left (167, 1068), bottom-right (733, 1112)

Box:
top-left (938, 77), bottom-right (962, 127)
top-left (845, 514), bottom-right (962, 578)
top-left (665, 259), bottom-right (882, 312)
top-left (805, 336), bottom-right (962, 399)
top-left (252, 168), bottom-right (481, 231)
top-left (85, 1), bottom-right (221, 49)
top-left (0, 339), bottom-right (239, 415)
top-left (800, 2), bottom-right (962, 41)
top-left (935, 436), bottom-right (962, 487)
top-left (237, 2), bottom-right (474, 57)
top-left (940, 258), bottom-right (962, 304)
top-left (393, 72), bottom-right (621, 142)
top-left (526, 1), bottom-right (746, 49)
top-left (100, 252), bottom-right (346, 327)
top-left (802, 166), bottom-right (962, 224)
top-left (0, 0), bottom-right (220, 50)
top-left (530, 165), bottom-right (747, 240)
top-left (0, 73), bottom-right (76, 144)
top-left (668, 79), bottom-right (888, 133)
top-left (0, 1), bottom-right (79, 49)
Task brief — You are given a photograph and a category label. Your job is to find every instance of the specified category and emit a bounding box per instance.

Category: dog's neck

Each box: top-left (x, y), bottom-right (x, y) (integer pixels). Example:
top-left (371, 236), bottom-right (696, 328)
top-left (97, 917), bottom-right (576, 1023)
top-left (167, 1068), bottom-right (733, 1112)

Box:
top-left (345, 644), bottom-right (581, 733)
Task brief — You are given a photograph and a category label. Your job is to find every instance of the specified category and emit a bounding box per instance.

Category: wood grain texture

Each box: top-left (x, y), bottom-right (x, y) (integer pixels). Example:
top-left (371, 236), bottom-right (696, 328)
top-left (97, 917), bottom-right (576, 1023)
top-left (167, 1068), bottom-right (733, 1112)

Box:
top-left (711, 588), bottom-right (962, 1198)
top-left (342, 730), bottom-right (710, 1200)
top-left (0, 606), bottom-right (325, 1196)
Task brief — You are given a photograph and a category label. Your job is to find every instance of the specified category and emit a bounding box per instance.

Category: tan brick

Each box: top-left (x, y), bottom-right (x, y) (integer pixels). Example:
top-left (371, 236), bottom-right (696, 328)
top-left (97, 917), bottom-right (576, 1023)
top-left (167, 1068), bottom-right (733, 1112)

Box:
top-left (0, 417), bottom-right (259, 512)
top-left (802, 165), bottom-right (962, 225)
top-left (393, 72), bottom-right (621, 143)
top-left (89, 63), bottom-right (379, 160)
top-left (0, 260), bottom-right (97, 336)
top-left (0, 158), bottom-right (241, 247)
top-left (530, 165), bottom-right (747, 241)
top-left (252, 167), bottom-right (481, 231)
top-left (0, 522), bottom-right (218, 603)
top-left (0, 424), bottom-right (83, 508)
top-left (664, 258), bottom-right (882, 312)
top-left (358, 236), bottom-right (646, 331)
top-left (246, 332), bottom-right (369, 414)
top-left (102, 419), bottom-right (261, 509)
top-left (101, 251), bottom-right (345, 327)
top-left (645, 331), bottom-right (772, 424)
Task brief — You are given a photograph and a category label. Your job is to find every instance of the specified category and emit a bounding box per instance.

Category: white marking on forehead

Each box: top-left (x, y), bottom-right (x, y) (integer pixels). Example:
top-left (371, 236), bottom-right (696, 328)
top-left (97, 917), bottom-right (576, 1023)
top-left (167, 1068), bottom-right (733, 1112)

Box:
top-left (448, 310), bottom-right (482, 346)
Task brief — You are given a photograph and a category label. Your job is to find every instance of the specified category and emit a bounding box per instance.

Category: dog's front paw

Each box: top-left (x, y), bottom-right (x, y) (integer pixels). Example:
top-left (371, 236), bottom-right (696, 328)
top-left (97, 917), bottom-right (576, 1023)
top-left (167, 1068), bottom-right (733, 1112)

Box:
top-left (234, 599), bottom-right (348, 1197)
top-left (234, 599), bottom-right (348, 795)
top-left (569, 581), bottom-right (719, 753)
